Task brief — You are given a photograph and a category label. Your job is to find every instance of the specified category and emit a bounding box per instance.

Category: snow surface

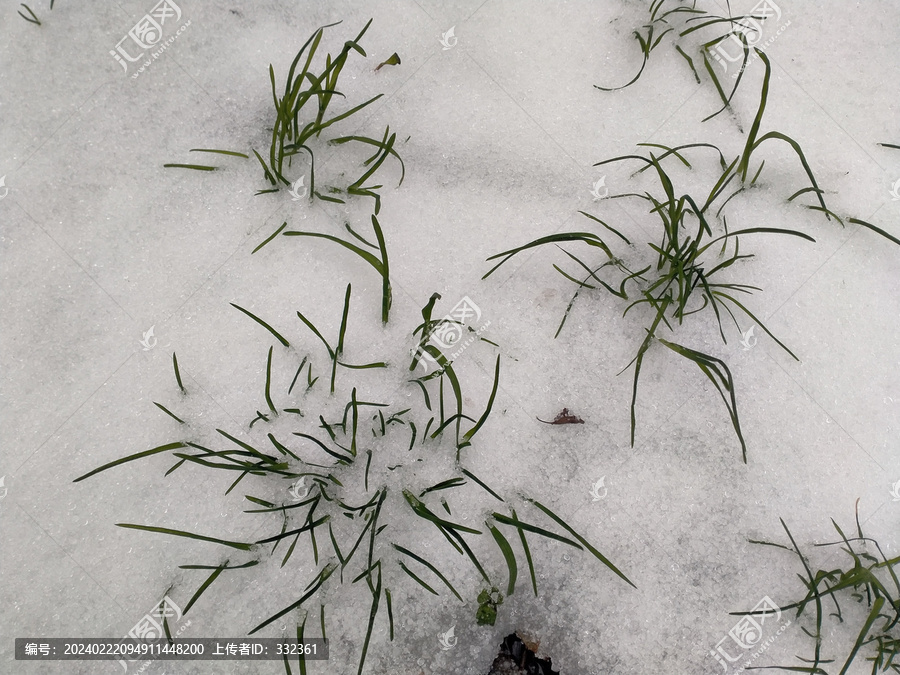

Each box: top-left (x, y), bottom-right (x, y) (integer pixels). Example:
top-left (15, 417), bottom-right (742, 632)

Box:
top-left (1, 1), bottom-right (898, 674)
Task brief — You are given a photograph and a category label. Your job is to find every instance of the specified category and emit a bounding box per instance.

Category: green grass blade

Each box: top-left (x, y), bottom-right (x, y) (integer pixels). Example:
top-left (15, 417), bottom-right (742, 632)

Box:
top-left (484, 233), bottom-right (613, 279)
top-left (526, 498), bottom-right (637, 588)
top-left (293, 618), bottom-right (306, 675)
top-left (244, 495), bottom-right (276, 508)
top-left (657, 337), bottom-right (747, 462)
top-left (348, 129), bottom-right (397, 192)
top-left (447, 527), bottom-right (491, 584)
top-left (293, 433), bottom-right (353, 464)
top-left (163, 163), bottom-right (217, 171)
top-left (392, 544), bottom-right (463, 601)
top-left (738, 48), bottom-right (771, 181)
top-left (190, 148), bottom-right (249, 159)
top-left (252, 149), bottom-right (279, 186)
top-left (511, 509), bottom-right (538, 596)
top-left (627, 299), bottom-right (669, 446)
top-left (675, 45), bottom-right (700, 83)
top-left (264, 346), bottom-right (277, 413)
top-left (282, 231), bottom-right (384, 274)
top-left (699, 226), bottom-right (815, 254)
top-left (491, 512), bottom-right (582, 548)
top-left (681, 14), bottom-right (767, 37)
top-left (252, 222), bottom-right (288, 254)
top-left (594, 30), bottom-right (649, 91)
top-left (787, 186), bottom-right (824, 203)
top-left (165, 459), bottom-right (187, 476)
top-left (371, 215), bottom-right (391, 324)
top-left (343, 221), bottom-right (377, 248)
top-left (255, 516), bottom-right (331, 545)
top-left (314, 191), bottom-right (344, 204)
top-left (752, 131), bottom-right (828, 215)
top-left (701, 31), bottom-right (749, 122)
top-left (356, 564), bottom-right (382, 675)
top-left (555, 248), bottom-right (624, 298)
top-left (397, 561), bottom-right (438, 595)
top-left (419, 477), bottom-right (466, 497)
top-left (73, 441), bottom-right (187, 482)
top-left (314, 93), bottom-right (384, 138)
top-left (283, 22), bottom-right (336, 103)
top-left (231, 303), bottom-right (291, 347)
top-left (216, 428), bottom-right (276, 462)
top-left (375, 52), bottom-right (401, 71)
top-left (750, 160), bottom-right (765, 185)
top-left (181, 562), bottom-right (259, 615)
top-left (637, 142), bottom-right (692, 169)
top-left (711, 290), bottom-right (798, 360)
top-left (578, 210), bottom-right (632, 244)
top-left (18, 4), bottom-right (41, 24)
top-left (403, 490), bottom-right (481, 535)
top-left (487, 522), bottom-right (517, 597)
top-left (410, 378), bottom-right (431, 409)
top-left (249, 562), bottom-right (338, 634)
top-left (289, 356), bottom-right (308, 395)
top-left (460, 469), bottom-right (504, 502)
top-left (461, 355), bottom-right (500, 443)
top-left (848, 218), bottom-right (900, 247)
top-left (172, 352), bottom-right (186, 393)
top-left (296, 311), bottom-right (335, 359)
top-left (268, 433), bottom-right (301, 461)
top-left (700, 47), bottom-right (730, 109)
top-left (553, 263), bottom-right (597, 291)
top-left (153, 402), bottom-right (185, 424)
top-left (331, 135), bottom-right (406, 185)
top-left (838, 596), bottom-right (885, 675)
top-left (332, 284), bottom-right (352, 394)
top-left (385, 588), bottom-right (393, 641)
top-left (338, 361), bottom-right (388, 370)
top-left (116, 523), bottom-right (252, 550)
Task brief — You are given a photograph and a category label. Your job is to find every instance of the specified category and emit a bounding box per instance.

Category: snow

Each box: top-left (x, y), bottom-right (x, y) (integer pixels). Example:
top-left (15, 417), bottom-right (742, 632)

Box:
top-left (1, 1), bottom-right (898, 674)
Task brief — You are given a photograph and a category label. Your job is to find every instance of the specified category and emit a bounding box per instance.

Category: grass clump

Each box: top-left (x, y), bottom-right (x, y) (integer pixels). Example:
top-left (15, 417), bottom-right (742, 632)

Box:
top-left (164, 20), bottom-right (404, 211)
top-left (485, 51), bottom-right (900, 461)
top-left (597, 0), bottom-right (788, 126)
top-left (164, 20), bottom-right (403, 325)
top-left (255, 19), bottom-right (404, 212)
top-left (74, 293), bottom-right (634, 674)
top-left (732, 502), bottom-right (899, 673)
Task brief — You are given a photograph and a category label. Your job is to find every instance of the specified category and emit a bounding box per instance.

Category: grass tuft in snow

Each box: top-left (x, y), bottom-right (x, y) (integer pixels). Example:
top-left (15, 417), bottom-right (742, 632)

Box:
top-left (733, 501), bottom-right (899, 673)
top-left (164, 20), bottom-right (404, 210)
top-left (74, 293), bottom-right (634, 674)
top-left (487, 51), bottom-right (900, 462)
top-left (596, 0), bottom-right (776, 124)
top-left (162, 20), bottom-right (403, 331)
top-left (484, 149), bottom-right (810, 461)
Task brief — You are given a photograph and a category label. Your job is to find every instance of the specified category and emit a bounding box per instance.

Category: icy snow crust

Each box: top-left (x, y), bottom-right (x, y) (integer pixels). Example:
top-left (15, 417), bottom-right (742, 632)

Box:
top-left (1, 1), bottom-right (898, 674)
